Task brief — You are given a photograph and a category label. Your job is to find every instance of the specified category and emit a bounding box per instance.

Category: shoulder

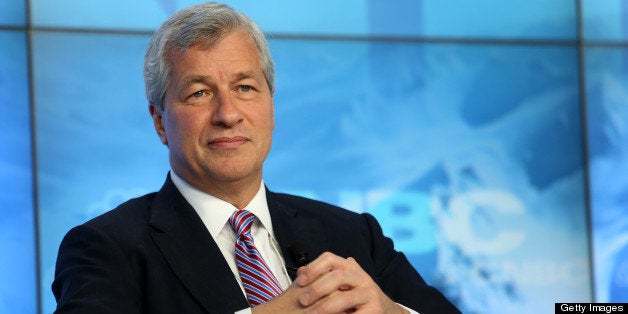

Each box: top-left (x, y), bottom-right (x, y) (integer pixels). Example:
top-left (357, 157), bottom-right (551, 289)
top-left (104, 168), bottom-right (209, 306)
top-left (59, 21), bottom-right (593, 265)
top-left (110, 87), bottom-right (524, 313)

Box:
top-left (74, 192), bottom-right (158, 237)
top-left (267, 191), bottom-right (378, 238)
top-left (269, 191), bottom-right (366, 220)
top-left (57, 191), bottom-right (160, 267)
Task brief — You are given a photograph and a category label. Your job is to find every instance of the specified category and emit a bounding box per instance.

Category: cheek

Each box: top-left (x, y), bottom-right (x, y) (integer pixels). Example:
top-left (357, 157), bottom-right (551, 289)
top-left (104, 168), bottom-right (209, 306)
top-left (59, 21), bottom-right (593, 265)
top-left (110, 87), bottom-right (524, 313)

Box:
top-left (263, 104), bottom-right (275, 130)
top-left (269, 101), bottom-right (275, 129)
top-left (164, 111), bottom-right (195, 143)
top-left (172, 111), bottom-right (214, 151)
top-left (270, 109), bottom-right (275, 131)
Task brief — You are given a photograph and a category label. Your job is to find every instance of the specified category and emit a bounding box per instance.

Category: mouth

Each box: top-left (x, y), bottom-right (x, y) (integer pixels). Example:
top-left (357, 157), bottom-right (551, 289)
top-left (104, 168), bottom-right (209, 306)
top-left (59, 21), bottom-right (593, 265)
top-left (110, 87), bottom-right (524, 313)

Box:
top-left (208, 136), bottom-right (250, 149)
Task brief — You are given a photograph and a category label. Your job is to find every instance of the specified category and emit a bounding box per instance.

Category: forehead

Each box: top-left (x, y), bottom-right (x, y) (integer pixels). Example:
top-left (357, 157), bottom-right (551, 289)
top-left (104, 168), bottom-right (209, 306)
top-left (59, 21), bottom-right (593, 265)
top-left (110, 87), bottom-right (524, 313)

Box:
top-left (167, 30), bottom-right (259, 65)
top-left (163, 31), bottom-right (270, 97)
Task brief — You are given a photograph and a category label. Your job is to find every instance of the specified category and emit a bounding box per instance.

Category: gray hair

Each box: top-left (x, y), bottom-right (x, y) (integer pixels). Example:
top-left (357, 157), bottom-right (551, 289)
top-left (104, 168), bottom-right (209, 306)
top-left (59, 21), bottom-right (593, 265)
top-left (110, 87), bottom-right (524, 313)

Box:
top-left (144, 2), bottom-right (275, 110)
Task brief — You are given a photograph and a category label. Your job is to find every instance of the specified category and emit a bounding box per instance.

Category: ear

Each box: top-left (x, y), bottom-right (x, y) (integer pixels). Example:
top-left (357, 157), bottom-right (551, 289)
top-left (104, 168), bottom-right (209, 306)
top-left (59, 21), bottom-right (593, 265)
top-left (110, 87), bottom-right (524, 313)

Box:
top-left (149, 104), bottom-right (168, 146)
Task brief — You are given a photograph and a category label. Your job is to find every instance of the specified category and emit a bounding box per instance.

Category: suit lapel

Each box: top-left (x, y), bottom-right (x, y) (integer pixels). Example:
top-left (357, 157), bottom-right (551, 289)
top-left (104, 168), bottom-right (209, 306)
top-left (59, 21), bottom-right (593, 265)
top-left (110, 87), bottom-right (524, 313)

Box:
top-left (266, 189), bottom-right (328, 280)
top-left (148, 176), bottom-right (249, 312)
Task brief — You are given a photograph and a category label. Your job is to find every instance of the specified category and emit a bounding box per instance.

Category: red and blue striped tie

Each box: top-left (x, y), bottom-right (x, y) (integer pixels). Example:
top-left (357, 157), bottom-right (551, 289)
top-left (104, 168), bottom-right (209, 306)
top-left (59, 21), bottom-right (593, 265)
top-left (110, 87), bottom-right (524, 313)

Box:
top-left (229, 210), bottom-right (283, 306)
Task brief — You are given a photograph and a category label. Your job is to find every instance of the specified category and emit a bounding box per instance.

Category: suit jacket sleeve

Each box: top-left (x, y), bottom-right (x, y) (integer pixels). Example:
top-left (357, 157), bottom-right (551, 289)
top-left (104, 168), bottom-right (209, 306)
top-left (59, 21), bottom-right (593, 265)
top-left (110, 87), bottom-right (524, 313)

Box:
top-left (52, 224), bottom-right (142, 314)
top-left (360, 213), bottom-right (460, 314)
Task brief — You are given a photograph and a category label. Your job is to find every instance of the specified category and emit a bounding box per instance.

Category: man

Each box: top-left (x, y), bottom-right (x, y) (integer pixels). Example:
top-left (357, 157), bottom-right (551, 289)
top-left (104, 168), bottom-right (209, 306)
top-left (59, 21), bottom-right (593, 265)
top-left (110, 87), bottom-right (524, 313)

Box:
top-left (52, 2), bottom-right (459, 313)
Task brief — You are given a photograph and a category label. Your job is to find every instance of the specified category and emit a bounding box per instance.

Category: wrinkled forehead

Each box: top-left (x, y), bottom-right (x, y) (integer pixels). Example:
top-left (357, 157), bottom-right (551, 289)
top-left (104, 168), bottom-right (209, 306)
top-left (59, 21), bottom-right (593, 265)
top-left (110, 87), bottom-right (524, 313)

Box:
top-left (163, 30), bottom-right (264, 87)
top-left (169, 26), bottom-right (249, 53)
top-left (165, 28), bottom-right (258, 66)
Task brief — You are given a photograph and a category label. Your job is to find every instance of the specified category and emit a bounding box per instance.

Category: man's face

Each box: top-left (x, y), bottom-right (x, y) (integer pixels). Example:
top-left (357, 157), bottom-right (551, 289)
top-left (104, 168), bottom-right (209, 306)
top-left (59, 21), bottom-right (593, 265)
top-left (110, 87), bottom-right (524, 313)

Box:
top-left (150, 30), bottom-right (274, 195)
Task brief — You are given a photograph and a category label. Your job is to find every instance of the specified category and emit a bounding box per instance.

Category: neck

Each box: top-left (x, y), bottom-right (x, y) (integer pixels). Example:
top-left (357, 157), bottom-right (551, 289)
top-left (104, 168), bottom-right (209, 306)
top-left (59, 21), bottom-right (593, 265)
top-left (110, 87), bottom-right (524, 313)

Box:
top-left (203, 178), bottom-right (262, 210)
top-left (171, 170), bottom-right (262, 210)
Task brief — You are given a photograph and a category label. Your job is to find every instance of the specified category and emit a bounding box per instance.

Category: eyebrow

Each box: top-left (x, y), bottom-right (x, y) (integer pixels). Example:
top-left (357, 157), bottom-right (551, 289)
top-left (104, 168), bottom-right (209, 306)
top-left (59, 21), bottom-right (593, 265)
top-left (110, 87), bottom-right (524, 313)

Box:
top-left (233, 70), bottom-right (260, 83)
top-left (180, 75), bottom-right (210, 90)
top-left (179, 71), bottom-right (260, 90)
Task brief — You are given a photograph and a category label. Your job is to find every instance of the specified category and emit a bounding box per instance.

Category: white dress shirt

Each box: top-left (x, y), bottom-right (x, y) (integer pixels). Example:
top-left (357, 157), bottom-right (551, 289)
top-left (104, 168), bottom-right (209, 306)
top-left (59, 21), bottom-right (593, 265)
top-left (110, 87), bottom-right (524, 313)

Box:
top-left (170, 171), bottom-right (292, 294)
top-left (170, 171), bottom-right (419, 314)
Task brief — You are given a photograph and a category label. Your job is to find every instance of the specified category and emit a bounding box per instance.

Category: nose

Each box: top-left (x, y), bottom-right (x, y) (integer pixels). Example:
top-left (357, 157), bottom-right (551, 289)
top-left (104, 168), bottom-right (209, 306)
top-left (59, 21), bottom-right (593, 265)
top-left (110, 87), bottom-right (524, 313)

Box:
top-left (211, 91), bottom-right (243, 127)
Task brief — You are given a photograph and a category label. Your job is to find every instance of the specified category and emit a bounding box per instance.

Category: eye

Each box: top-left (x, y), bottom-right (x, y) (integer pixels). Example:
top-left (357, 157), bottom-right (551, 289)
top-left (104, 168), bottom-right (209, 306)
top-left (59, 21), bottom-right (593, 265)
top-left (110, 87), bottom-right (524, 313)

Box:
top-left (191, 90), bottom-right (206, 98)
top-left (239, 85), bottom-right (252, 92)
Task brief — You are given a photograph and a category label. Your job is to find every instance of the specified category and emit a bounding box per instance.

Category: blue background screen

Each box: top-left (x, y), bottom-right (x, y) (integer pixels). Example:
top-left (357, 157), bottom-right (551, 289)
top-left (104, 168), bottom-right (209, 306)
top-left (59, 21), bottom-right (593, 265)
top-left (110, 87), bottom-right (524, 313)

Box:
top-left (2, 1), bottom-right (627, 313)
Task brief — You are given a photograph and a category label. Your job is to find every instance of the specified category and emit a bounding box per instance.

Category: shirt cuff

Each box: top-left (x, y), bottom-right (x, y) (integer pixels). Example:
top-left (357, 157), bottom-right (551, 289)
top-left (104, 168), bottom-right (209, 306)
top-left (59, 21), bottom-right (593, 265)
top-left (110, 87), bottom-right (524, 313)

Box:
top-left (399, 302), bottom-right (420, 314)
top-left (235, 308), bottom-right (252, 314)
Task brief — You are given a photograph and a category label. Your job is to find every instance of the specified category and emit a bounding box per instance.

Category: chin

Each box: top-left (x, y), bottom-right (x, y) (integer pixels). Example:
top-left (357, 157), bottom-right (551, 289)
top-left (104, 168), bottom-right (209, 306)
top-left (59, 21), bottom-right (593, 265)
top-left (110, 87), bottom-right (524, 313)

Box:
top-left (208, 164), bottom-right (261, 182)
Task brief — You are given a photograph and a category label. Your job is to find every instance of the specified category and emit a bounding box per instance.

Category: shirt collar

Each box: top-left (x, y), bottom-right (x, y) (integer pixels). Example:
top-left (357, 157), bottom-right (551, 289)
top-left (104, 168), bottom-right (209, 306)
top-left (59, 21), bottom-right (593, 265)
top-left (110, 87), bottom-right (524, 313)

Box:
top-left (169, 170), bottom-right (275, 240)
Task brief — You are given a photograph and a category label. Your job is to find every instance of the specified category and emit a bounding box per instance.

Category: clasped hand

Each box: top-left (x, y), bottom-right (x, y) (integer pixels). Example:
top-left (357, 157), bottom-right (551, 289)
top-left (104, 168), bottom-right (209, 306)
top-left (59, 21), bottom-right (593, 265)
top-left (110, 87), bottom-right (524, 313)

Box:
top-left (252, 252), bottom-right (408, 314)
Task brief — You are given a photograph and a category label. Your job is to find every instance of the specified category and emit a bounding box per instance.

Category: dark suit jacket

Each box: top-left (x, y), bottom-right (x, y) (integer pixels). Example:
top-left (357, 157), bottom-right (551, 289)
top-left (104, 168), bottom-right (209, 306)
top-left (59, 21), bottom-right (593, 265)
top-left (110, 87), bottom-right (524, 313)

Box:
top-left (53, 176), bottom-right (459, 313)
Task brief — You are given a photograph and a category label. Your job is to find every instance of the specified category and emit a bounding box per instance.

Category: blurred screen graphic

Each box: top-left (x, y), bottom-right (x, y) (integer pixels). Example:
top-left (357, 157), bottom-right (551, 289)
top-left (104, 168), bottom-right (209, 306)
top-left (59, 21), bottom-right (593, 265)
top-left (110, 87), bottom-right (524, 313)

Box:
top-left (585, 47), bottom-right (628, 303)
top-left (267, 39), bottom-right (588, 313)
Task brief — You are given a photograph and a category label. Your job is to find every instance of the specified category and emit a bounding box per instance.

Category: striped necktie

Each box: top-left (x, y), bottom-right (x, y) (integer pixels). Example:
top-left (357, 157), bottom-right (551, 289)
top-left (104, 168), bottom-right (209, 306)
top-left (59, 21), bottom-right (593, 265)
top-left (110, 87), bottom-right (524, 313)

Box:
top-left (229, 209), bottom-right (283, 306)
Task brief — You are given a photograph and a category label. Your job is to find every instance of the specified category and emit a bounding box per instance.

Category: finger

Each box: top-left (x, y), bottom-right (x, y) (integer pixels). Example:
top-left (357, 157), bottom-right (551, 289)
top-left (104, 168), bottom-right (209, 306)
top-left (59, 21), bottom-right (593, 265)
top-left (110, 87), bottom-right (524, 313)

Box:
top-left (306, 289), bottom-right (367, 314)
top-left (299, 268), bottom-right (362, 307)
top-left (315, 283), bottom-right (406, 314)
top-left (296, 252), bottom-right (354, 286)
top-left (251, 282), bottom-right (310, 313)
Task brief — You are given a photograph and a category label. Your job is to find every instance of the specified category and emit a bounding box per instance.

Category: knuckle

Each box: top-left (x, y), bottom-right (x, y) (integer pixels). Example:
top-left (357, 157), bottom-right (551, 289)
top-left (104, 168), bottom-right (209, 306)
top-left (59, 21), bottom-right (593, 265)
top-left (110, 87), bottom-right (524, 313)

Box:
top-left (347, 257), bottom-right (359, 266)
top-left (341, 290), bottom-right (356, 305)
top-left (317, 301), bottom-right (334, 313)
top-left (330, 269), bottom-right (347, 282)
top-left (308, 283), bottom-right (325, 298)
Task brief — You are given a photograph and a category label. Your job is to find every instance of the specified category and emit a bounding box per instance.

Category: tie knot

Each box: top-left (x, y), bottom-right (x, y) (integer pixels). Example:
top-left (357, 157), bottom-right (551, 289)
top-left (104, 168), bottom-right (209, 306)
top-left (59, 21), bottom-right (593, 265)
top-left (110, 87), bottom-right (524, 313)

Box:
top-left (229, 209), bottom-right (256, 237)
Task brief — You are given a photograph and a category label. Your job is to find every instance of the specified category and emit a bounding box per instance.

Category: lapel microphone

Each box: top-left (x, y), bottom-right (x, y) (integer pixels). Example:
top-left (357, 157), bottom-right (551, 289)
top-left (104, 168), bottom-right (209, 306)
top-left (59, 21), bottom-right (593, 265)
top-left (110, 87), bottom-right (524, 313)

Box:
top-left (286, 242), bottom-right (310, 279)
top-left (290, 242), bottom-right (310, 267)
